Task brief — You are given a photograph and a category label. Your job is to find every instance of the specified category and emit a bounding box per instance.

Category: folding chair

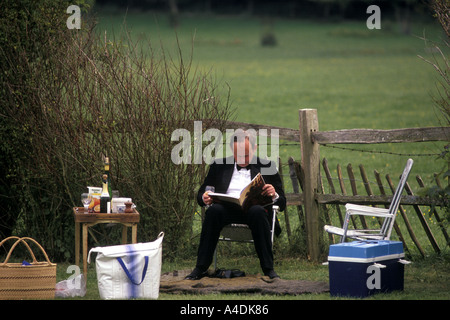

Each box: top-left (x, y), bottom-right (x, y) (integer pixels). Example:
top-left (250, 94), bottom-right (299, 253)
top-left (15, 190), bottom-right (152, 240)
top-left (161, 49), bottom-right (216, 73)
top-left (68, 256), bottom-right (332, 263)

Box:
top-left (324, 158), bottom-right (413, 243)
top-left (213, 205), bottom-right (279, 270)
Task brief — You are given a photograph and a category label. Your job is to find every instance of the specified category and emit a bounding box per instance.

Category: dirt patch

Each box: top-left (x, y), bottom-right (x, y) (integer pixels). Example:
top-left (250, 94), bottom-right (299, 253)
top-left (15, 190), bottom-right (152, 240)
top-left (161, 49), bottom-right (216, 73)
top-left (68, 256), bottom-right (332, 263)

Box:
top-left (160, 270), bottom-right (329, 296)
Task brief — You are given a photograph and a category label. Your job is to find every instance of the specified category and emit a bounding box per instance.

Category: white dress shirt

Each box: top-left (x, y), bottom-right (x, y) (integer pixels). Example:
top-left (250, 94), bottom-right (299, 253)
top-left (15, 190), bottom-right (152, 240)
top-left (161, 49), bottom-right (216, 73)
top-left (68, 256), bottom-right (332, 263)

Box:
top-left (226, 164), bottom-right (251, 197)
top-left (226, 164), bottom-right (279, 201)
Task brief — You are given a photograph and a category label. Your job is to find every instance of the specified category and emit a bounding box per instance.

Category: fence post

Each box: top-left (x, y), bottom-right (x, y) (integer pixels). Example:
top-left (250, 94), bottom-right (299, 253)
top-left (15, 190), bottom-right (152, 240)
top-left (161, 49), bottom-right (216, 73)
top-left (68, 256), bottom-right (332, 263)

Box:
top-left (299, 109), bottom-right (323, 262)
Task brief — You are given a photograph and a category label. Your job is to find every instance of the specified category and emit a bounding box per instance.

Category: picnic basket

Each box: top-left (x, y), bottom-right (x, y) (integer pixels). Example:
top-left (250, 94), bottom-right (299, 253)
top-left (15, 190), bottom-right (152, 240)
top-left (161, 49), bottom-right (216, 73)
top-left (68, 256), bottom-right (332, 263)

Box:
top-left (0, 236), bottom-right (56, 300)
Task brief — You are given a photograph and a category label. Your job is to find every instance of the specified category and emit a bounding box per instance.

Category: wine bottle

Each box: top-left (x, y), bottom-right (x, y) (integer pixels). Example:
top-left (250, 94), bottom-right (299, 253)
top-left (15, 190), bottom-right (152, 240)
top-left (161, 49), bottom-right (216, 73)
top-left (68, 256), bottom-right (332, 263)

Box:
top-left (104, 157), bottom-right (112, 197)
top-left (100, 174), bottom-right (110, 213)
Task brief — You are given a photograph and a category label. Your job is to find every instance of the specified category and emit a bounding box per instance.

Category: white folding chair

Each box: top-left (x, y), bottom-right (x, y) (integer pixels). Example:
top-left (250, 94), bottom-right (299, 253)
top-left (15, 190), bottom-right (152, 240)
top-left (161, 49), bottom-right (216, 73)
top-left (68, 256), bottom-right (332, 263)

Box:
top-left (324, 159), bottom-right (413, 243)
top-left (213, 205), bottom-right (279, 270)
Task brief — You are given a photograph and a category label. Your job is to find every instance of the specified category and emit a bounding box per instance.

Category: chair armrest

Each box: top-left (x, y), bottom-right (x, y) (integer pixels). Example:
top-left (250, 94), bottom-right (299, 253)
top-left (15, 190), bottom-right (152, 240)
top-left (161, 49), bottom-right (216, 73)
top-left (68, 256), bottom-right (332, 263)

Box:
top-left (345, 203), bottom-right (391, 217)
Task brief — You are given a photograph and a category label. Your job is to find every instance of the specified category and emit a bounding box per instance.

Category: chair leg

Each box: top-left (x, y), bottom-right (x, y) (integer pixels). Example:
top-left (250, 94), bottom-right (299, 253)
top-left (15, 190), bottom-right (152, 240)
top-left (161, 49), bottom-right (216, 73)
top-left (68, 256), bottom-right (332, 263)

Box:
top-left (271, 206), bottom-right (279, 248)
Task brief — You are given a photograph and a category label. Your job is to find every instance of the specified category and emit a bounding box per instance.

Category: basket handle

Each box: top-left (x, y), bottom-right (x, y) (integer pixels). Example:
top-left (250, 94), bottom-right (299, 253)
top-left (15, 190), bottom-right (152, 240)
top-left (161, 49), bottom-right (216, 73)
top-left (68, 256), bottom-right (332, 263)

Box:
top-left (0, 236), bottom-right (37, 264)
top-left (1, 236), bottom-right (53, 265)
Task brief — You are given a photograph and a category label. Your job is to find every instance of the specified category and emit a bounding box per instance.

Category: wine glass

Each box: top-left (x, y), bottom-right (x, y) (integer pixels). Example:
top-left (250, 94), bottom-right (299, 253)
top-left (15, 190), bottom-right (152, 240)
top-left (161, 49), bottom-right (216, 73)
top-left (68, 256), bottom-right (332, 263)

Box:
top-left (112, 190), bottom-right (119, 198)
top-left (81, 193), bottom-right (91, 212)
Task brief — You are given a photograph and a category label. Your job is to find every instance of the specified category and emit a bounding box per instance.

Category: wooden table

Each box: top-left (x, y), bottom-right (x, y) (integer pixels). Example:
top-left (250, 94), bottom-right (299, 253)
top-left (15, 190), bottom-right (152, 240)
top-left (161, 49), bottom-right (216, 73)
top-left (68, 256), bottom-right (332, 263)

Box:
top-left (73, 207), bottom-right (140, 275)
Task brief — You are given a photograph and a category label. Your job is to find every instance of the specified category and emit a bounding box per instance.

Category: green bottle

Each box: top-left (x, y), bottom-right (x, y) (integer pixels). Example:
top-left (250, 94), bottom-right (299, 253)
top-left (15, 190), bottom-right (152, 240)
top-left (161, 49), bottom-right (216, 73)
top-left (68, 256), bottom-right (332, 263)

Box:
top-left (104, 157), bottom-right (112, 197)
top-left (100, 174), bottom-right (110, 213)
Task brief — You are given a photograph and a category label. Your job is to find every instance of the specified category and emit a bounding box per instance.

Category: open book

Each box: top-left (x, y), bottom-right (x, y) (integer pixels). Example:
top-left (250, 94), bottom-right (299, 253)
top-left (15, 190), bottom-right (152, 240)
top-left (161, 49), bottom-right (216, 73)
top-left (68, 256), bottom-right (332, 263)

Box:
top-left (208, 173), bottom-right (273, 213)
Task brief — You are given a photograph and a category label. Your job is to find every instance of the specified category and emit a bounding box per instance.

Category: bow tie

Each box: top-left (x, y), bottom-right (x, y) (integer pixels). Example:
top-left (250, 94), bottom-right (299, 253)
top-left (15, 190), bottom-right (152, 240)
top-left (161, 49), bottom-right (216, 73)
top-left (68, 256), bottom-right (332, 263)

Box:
top-left (236, 164), bottom-right (249, 171)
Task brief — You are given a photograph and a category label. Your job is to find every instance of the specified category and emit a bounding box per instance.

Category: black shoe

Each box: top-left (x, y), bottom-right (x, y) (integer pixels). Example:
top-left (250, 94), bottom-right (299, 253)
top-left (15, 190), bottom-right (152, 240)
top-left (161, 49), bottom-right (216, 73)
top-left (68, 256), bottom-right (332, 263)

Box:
top-left (264, 269), bottom-right (280, 279)
top-left (184, 268), bottom-right (208, 280)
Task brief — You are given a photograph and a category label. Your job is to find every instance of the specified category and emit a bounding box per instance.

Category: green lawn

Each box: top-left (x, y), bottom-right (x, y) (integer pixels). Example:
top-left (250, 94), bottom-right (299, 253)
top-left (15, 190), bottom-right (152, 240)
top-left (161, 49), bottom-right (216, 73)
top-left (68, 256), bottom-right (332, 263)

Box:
top-left (95, 10), bottom-right (448, 180)
top-left (56, 253), bottom-right (450, 300)
top-left (78, 9), bottom-right (450, 301)
top-left (95, 9), bottom-right (449, 249)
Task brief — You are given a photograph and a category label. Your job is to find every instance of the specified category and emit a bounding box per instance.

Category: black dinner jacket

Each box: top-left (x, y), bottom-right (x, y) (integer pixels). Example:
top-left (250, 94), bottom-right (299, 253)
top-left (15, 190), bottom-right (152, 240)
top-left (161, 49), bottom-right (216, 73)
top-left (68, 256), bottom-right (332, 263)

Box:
top-left (197, 156), bottom-right (286, 212)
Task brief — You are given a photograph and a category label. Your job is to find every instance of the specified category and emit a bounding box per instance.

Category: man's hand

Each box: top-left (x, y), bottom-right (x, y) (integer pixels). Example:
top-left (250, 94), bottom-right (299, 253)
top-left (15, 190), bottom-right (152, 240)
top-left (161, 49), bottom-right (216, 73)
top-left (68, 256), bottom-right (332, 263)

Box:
top-left (262, 184), bottom-right (277, 199)
top-left (202, 191), bottom-right (213, 206)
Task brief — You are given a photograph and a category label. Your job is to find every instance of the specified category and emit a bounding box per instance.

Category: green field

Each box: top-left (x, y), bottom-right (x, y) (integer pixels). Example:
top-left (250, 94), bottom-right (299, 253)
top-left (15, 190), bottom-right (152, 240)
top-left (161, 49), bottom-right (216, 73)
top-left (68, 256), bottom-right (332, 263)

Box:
top-left (95, 10), bottom-right (448, 181)
top-left (68, 10), bottom-right (450, 301)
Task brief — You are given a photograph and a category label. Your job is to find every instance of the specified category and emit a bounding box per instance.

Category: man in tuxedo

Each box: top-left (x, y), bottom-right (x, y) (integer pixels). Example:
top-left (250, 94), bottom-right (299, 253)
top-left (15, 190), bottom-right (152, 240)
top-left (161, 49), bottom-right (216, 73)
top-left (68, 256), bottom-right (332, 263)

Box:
top-left (185, 129), bottom-right (286, 280)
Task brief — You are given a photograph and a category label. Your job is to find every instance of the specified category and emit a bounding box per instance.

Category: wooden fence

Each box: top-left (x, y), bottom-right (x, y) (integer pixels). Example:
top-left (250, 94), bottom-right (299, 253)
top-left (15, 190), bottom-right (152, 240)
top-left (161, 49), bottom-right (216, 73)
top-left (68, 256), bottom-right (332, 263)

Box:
top-left (226, 108), bottom-right (449, 262)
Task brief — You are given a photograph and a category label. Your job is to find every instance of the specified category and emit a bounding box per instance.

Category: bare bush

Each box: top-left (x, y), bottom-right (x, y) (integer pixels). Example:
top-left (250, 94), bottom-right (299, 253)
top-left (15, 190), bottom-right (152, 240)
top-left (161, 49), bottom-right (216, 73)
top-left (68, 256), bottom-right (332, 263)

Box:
top-left (1, 6), bottom-right (233, 259)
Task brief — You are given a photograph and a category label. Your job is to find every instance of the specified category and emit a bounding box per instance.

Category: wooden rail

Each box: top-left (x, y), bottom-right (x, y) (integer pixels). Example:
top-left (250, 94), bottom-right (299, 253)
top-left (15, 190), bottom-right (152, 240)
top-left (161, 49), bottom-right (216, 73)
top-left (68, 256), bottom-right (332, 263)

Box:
top-left (314, 194), bottom-right (445, 206)
top-left (224, 110), bottom-right (449, 262)
top-left (312, 127), bottom-right (450, 144)
top-left (224, 121), bottom-right (450, 144)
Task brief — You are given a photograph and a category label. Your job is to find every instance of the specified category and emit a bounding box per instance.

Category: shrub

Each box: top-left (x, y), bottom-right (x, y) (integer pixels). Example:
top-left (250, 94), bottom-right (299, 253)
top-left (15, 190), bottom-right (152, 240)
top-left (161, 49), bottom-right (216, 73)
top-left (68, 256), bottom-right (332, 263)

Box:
top-left (0, 0), bottom-right (233, 260)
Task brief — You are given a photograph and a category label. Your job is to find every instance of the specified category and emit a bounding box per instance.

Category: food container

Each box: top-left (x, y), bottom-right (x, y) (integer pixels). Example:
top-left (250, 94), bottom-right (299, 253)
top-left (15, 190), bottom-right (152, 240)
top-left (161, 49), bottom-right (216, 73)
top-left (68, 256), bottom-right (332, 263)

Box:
top-left (111, 198), bottom-right (132, 213)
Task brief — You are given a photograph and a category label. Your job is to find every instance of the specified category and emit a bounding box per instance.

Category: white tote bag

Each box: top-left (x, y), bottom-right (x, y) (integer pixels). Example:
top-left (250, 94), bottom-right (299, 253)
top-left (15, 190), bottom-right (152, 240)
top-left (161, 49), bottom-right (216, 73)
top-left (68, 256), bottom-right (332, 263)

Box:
top-left (88, 232), bottom-right (164, 299)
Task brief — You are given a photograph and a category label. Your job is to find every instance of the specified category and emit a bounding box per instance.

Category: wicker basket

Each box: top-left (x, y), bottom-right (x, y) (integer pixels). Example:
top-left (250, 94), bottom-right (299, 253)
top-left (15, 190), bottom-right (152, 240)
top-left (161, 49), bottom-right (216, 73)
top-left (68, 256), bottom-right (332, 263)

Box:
top-left (0, 237), bottom-right (56, 300)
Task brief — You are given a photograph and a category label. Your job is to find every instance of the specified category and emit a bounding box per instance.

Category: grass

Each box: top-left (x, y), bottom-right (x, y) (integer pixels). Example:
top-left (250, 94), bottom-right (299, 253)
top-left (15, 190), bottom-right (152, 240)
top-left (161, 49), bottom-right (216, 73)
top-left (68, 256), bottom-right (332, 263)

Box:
top-left (95, 10), bottom-right (449, 180)
top-left (55, 9), bottom-right (450, 301)
top-left (55, 253), bottom-right (450, 300)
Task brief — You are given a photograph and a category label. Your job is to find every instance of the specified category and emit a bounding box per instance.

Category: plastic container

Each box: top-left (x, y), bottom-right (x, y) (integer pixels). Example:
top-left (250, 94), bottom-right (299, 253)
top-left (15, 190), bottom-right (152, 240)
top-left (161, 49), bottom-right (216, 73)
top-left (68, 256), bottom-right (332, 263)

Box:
top-left (327, 240), bottom-right (407, 297)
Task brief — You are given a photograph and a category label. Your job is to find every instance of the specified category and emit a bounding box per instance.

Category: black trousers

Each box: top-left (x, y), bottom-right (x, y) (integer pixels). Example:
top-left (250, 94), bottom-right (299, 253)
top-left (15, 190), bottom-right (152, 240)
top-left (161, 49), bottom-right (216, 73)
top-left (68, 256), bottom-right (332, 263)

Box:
top-left (195, 203), bottom-right (274, 272)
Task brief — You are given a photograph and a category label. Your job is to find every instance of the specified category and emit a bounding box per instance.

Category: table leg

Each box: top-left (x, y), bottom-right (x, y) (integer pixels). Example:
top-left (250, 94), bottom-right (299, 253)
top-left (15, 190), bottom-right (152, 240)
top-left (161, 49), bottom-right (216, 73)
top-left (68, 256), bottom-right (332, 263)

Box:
top-left (75, 221), bottom-right (80, 266)
top-left (82, 223), bottom-right (88, 276)
top-left (132, 224), bottom-right (137, 243)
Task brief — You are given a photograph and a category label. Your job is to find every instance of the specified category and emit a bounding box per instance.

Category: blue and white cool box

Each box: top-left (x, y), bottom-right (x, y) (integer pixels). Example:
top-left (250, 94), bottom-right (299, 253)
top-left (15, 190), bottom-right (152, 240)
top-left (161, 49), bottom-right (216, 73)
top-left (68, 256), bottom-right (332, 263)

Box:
top-left (327, 240), bottom-right (410, 297)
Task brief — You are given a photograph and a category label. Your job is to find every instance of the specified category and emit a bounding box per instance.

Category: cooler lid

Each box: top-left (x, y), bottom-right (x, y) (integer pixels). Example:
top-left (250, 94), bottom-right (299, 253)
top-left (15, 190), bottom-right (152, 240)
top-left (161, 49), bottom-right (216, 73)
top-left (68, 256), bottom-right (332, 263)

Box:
top-left (328, 240), bottom-right (404, 262)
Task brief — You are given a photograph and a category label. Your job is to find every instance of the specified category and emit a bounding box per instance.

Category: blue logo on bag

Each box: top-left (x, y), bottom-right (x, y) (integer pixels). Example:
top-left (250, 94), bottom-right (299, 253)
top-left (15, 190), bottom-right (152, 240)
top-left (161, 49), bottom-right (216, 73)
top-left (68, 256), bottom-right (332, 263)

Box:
top-left (116, 245), bottom-right (149, 298)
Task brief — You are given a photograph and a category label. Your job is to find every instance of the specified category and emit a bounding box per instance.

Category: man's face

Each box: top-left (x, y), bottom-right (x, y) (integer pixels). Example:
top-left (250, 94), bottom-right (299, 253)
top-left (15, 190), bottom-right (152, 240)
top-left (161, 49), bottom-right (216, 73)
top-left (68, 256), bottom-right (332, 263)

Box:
top-left (233, 139), bottom-right (256, 167)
